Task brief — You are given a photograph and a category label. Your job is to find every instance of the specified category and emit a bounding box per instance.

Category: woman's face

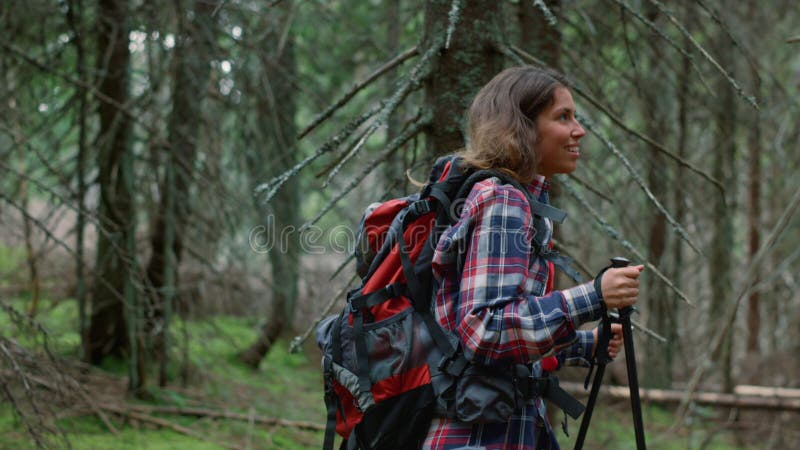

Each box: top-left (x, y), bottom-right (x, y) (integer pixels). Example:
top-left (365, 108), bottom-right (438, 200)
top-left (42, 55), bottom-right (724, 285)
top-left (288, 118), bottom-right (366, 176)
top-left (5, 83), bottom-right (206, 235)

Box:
top-left (534, 87), bottom-right (586, 178)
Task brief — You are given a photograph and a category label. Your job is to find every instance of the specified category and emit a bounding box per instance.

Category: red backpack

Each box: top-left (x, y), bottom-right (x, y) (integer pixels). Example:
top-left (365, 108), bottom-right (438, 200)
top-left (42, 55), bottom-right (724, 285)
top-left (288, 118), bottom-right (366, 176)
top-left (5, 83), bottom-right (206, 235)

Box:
top-left (316, 156), bottom-right (583, 450)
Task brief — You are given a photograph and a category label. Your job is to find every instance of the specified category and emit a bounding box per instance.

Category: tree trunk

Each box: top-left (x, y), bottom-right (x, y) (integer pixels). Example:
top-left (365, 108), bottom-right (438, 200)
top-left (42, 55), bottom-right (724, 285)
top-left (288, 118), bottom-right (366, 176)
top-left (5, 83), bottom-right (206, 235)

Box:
top-left (668, 15), bottom-right (693, 388)
top-left (641, 2), bottom-right (673, 389)
top-left (422, 0), bottom-right (505, 157)
top-left (144, 0), bottom-right (217, 386)
top-left (710, 10), bottom-right (738, 393)
top-left (66, 0), bottom-right (89, 359)
top-left (87, 0), bottom-right (144, 395)
top-left (382, 0), bottom-right (406, 196)
top-left (517, 0), bottom-right (561, 69)
top-left (238, 2), bottom-right (300, 369)
top-left (86, 0), bottom-right (136, 369)
top-left (21, 180), bottom-right (41, 318)
top-left (745, 51), bottom-right (762, 355)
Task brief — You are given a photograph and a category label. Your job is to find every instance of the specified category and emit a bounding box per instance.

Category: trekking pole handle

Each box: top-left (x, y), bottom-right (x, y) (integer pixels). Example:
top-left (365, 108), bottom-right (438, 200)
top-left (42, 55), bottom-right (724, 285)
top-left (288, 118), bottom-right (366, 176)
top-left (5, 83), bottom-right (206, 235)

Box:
top-left (610, 257), bottom-right (633, 312)
top-left (610, 256), bottom-right (630, 269)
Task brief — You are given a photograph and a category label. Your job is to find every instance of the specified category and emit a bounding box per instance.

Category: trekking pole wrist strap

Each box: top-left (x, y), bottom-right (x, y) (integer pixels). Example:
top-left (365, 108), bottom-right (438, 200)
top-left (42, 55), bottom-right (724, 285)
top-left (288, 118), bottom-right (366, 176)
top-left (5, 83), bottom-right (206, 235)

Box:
top-left (593, 265), bottom-right (611, 302)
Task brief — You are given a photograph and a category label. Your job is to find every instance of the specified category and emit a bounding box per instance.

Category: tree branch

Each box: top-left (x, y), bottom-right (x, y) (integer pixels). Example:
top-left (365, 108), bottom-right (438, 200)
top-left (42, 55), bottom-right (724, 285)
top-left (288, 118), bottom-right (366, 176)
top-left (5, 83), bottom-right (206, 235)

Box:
top-left (297, 46), bottom-right (419, 139)
top-left (557, 176), bottom-right (694, 306)
top-left (289, 274), bottom-right (359, 354)
top-left (578, 114), bottom-right (703, 256)
top-left (509, 44), bottom-right (725, 194)
top-left (645, 0), bottom-right (759, 109)
top-left (300, 113), bottom-right (430, 232)
top-left (674, 183), bottom-right (800, 426)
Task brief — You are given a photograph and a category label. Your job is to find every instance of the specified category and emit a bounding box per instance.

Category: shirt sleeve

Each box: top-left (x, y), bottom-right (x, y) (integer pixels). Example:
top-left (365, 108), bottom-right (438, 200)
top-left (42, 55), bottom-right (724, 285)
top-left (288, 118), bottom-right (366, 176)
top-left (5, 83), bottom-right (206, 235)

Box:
top-left (453, 182), bottom-right (602, 366)
top-left (557, 330), bottom-right (596, 367)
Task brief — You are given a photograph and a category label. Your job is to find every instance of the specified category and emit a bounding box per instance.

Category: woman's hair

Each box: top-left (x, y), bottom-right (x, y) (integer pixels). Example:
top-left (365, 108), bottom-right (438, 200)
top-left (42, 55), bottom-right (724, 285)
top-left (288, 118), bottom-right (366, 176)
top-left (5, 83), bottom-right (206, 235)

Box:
top-left (459, 66), bottom-right (572, 182)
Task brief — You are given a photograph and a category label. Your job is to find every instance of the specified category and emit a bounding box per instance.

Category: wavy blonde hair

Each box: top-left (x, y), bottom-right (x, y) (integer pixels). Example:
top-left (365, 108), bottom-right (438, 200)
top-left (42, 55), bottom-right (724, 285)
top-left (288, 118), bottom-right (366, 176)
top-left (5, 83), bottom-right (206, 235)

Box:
top-left (459, 66), bottom-right (571, 183)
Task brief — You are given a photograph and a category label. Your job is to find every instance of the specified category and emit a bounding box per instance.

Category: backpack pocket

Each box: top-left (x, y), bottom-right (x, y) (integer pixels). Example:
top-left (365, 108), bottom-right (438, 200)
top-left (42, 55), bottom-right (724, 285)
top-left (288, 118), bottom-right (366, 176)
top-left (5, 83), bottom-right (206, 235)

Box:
top-left (454, 363), bottom-right (529, 423)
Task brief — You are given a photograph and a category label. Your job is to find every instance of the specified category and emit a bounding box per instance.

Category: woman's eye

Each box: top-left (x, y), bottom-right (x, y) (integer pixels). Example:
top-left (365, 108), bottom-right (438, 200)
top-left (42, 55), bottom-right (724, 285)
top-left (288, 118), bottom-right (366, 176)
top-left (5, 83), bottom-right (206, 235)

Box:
top-left (559, 113), bottom-right (569, 121)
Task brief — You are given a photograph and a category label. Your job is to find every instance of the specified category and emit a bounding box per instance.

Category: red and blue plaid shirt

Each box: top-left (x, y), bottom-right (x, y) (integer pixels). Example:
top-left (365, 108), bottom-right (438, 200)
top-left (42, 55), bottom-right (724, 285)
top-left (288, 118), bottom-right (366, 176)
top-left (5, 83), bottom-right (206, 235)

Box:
top-left (422, 176), bottom-right (602, 450)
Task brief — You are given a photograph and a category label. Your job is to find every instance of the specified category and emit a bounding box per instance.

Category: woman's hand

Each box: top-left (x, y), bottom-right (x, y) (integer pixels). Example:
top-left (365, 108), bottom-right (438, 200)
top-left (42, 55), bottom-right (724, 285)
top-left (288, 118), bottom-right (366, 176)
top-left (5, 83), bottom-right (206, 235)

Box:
top-left (592, 323), bottom-right (624, 359)
top-left (600, 265), bottom-right (644, 310)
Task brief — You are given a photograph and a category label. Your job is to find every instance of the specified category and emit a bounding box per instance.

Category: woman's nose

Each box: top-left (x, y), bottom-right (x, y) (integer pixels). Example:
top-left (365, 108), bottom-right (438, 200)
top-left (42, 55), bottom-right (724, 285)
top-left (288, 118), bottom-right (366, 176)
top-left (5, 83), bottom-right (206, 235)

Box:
top-left (572, 122), bottom-right (586, 139)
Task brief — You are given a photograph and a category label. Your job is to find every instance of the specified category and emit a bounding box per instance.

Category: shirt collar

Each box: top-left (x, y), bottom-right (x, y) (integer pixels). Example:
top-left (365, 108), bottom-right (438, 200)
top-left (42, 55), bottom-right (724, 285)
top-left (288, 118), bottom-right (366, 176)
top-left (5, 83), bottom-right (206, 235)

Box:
top-left (526, 174), bottom-right (550, 200)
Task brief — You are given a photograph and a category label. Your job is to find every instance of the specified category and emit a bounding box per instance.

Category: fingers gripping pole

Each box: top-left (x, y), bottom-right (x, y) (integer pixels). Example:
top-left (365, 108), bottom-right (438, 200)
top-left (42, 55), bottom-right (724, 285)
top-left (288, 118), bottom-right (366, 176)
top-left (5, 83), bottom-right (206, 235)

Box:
top-left (575, 257), bottom-right (646, 450)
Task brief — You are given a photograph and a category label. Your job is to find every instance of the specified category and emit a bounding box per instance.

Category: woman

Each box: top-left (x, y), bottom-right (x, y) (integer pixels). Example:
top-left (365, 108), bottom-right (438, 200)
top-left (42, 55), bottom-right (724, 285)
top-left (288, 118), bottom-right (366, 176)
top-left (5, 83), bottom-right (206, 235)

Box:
top-left (423, 66), bottom-right (643, 449)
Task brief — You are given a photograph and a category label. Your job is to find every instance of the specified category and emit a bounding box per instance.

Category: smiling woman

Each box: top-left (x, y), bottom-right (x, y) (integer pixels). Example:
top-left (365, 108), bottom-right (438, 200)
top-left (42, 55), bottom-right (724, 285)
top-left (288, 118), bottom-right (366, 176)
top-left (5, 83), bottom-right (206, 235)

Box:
top-left (422, 66), bottom-right (642, 450)
top-left (534, 87), bottom-right (586, 178)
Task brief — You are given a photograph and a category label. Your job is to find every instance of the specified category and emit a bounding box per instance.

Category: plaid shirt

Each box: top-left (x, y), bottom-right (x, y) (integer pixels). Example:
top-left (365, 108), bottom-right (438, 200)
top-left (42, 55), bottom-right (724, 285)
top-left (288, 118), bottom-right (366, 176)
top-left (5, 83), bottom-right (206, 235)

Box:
top-left (422, 176), bottom-right (602, 450)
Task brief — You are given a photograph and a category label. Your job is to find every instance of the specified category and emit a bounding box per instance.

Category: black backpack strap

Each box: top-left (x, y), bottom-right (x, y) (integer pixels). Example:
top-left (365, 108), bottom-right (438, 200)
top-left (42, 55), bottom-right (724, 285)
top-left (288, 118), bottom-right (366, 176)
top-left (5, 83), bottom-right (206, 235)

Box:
top-left (542, 250), bottom-right (584, 284)
top-left (523, 374), bottom-right (585, 420)
top-left (322, 356), bottom-right (339, 450)
top-left (349, 283), bottom-right (409, 310)
top-left (396, 199), bottom-right (434, 307)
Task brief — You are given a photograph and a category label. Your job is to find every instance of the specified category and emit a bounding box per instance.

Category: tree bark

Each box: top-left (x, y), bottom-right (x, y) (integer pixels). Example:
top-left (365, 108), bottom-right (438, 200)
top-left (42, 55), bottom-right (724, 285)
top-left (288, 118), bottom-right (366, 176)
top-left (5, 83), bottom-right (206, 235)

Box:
top-left (745, 51), bottom-right (762, 354)
top-left (710, 8), bottom-right (738, 393)
top-left (422, 0), bottom-right (505, 157)
top-left (144, 0), bottom-right (217, 386)
top-left (641, 2), bottom-right (673, 389)
top-left (238, 1), bottom-right (300, 369)
top-left (86, 0), bottom-right (136, 371)
top-left (66, 0), bottom-right (89, 360)
top-left (382, 0), bottom-right (406, 196)
top-left (517, 0), bottom-right (561, 69)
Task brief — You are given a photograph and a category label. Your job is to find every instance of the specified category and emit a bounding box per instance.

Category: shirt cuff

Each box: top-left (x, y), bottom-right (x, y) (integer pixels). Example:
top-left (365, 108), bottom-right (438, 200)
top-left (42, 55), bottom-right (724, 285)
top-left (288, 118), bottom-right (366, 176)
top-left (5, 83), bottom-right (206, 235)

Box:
top-left (560, 330), bottom-right (595, 367)
top-left (562, 281), bottom-right (603, 327)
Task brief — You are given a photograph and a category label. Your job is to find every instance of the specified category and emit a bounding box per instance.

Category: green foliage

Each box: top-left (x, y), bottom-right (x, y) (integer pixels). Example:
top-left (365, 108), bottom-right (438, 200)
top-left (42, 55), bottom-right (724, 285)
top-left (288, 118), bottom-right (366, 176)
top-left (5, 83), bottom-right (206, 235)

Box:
top-left (1, 299), bottom-right (325, 449)
top-left (0, 244), bottom-right (25, 276)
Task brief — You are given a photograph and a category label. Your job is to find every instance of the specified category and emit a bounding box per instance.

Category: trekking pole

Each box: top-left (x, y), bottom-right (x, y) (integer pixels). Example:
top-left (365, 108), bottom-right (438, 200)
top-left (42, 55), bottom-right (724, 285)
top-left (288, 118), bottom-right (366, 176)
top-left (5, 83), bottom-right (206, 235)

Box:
top-left (573, 257), bottom-right (625, 450)
top-left (614, 258), bottom-right (647, 450)
top-left (574, 257), bottom-right (646, 450)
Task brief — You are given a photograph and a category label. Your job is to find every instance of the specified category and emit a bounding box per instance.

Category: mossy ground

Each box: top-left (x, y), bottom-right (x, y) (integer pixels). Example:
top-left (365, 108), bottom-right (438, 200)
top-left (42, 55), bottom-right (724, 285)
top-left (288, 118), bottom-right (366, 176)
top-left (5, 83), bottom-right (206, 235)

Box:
top-left (0, 238), bottom-right (760, 450)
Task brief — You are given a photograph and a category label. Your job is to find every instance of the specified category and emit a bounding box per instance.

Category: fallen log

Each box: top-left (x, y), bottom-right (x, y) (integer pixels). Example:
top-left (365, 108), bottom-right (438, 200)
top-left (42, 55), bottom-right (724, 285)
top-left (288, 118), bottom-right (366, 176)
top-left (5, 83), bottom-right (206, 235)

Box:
top-left (560, 382), bottom-right (800, 412)
top-left (118, 404), bottom-right (325, 431)
top-left (101, 404), bottom-right (244, 450)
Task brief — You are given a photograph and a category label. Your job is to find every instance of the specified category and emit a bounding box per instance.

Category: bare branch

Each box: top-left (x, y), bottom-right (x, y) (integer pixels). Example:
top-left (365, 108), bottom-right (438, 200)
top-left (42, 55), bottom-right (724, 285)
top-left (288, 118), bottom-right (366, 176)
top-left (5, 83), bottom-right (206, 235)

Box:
top-left (102, 404), bottom-right (244, 450)
top-left (557, 176), bottom-right (694, 306)
top-left (445, 0), bottom-right (464, 49)
top-left (566, 174), bottom-right (613, 204)
top-left (532, 0), bottom-right (558, 26)
top-left (317, 40), bottom-right (440, 187)
top-left (0, 39), bottom-right (155, 134)
top-left (255, 102), bottom-right (384, 205)
top-left (508, 44), bottom-right (725, 193)
top-left (552, 238), bottom-right (667, 343)
top-left (607, 0), bottom-right (716, 96)
top-left (289, 274), bottom-right (359, 354)
top-left (788, 35), bottom-right (800, 43)
top-left (115, 404), bottom-right (327, 431)
top-left (645, 0), bottom-right (759, 109)
top-left (578, 114), bottom-right (703, 256)
top-left (297, 46), bottom-right (419, 139)
top-left (301, 113), bottom-right (431, 231)
top-left (674, 183), bottom-right (800, 425)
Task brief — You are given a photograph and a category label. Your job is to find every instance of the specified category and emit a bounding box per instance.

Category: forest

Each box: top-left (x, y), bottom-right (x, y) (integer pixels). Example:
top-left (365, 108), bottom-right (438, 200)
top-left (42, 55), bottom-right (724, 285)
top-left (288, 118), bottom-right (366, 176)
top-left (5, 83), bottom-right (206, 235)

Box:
top-left (1, 0), bottom-right (799, 449)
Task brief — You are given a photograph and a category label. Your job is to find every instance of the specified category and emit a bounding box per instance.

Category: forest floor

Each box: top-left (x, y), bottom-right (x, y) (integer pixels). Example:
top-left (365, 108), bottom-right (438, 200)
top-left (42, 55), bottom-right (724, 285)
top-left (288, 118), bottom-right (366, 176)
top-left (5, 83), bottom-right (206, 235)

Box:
top-left (0, 297), bottom-right (770, 450)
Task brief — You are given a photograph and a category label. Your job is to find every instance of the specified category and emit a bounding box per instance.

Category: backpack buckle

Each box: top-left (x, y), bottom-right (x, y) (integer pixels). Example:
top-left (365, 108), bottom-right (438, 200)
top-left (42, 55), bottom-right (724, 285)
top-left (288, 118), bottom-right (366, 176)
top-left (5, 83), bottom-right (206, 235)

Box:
top-left (526, 375), bottom-right (550, 399)
top-left (439, 353), bottom-right (469, 377)
top-left (413, 200), bottom-right (432, 215)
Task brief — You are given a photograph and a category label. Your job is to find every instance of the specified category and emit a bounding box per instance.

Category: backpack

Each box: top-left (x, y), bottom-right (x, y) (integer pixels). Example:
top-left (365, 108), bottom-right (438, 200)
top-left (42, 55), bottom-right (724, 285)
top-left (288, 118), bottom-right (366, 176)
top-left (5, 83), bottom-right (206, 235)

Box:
top-left (316, 155), bottom-right (584, 450)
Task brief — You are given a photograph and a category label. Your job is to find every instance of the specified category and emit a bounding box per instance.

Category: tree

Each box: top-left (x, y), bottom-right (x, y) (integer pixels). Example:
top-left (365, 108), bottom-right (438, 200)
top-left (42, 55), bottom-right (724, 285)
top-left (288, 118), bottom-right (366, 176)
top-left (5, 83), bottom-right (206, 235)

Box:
top-left (144, 0), bottom-right (218, 386)
top-left (86, 0), bottom-right (138, 381)
top-left (237, 1), bottom-right (301, 368)
top-left (709, 3), bottom-right (738, 394)
top-left (422, 0), bottom-right (505, 156)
